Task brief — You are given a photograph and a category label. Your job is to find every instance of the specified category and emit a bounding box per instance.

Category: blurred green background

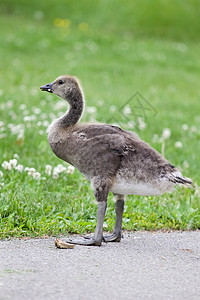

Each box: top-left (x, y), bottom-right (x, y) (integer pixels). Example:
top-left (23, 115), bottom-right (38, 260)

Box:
top-left (0, 0), bottom-right (199, 237)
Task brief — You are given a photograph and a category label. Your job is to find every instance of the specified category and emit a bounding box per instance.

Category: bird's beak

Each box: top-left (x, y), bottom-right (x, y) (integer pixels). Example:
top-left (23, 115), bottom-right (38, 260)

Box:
top-left (40, 82), bottom-right (53, 93)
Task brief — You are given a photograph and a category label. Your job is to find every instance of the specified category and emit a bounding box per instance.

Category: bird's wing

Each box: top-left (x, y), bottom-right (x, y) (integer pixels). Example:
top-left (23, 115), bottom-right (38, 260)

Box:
top-left (75, 123), bottom-right (133, 155)
top-left (68, 125), bottom-right (135, 179)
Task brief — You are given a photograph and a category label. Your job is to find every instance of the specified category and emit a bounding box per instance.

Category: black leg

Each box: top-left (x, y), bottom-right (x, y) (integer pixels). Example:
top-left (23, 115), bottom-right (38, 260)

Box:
top-left (66, 176), bottom-right (110, 246)
top-left (104, 194), bottom-right (125, 242)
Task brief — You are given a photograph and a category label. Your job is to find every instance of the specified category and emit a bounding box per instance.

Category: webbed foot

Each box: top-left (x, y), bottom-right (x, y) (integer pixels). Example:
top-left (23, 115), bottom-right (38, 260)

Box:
top-left (66, 201), bottom-right (108, 247)
top-left (66, 236), bottom-right (102, 246)
top-left (104, 232), bottom-right (123, 242)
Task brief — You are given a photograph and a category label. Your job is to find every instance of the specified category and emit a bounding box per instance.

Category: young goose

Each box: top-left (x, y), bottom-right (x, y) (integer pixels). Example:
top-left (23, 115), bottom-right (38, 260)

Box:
top-left (40, 75), bottom-right (192, 246)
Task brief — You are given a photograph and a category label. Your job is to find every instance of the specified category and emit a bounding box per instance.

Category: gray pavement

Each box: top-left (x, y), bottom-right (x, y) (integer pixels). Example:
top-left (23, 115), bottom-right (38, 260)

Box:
top-left (0, 231), bottom-right (200, 300)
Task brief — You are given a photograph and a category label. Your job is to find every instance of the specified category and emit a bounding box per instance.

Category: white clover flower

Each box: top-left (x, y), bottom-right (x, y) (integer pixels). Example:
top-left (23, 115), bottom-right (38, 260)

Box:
top-left (53, 167), bottom-right (59, 174)
top-left (49, 113), bottom-right (56, 120)
top-left (0, 121), bottom-right (4, 127)
top-left (7, 123), bottom-right (13, 129)
top-left (175, 141), bottom-right (183, 148)
top-left (41, 113), bottom-right (48, 119)
top-left (97, 100), bottom-right (104, 107)
top-left (32, 172), bottom-right (41, 180)
top-left (19, 104), bottom-right (26, 110)
top-left (31, 88), bottom-right (39, 96)
top-left (0, 103), bottom-right (6, 110)
top-left (53, 172), bottom-right (59, 179)
top-left (9, 111), bottom-right (16, 120)
top-left (127, 120), bottom-right (135, 129)
top-left (194, 187), bottom-right (200, 197)
top-left (89, 116), bottom-right (97, 123)
top-left (13, 153), bottom-right (19, 159)
top-left (8, 124), bottom-right (24, 140)
top-left (183, 160), bottom-right (189, 168)
top-left (0, 182), bottom-right (4, 190)
top-left (27, 168), bottom-right (36, 176)
top-left (23, 115), bottom-right (36, 122)
top-left (137, 117), bottom-right (146, 131)
top-left (0, 170), bottom-right (3, 177)
top-left (7, 100), bottom-right (13, 108)
top-left (0, 133), bottom-right (6, 139)
top-left (123, 105), bottom-right (131, 115)
top-left (191, 126), bottom-right (197, 133)
top-left (2, 161), bottom-right (11, 170)
top-left (54, 164), bottom-right (67, 173)
top-left (86, 106), bottom-right (97, 114)
top-left (22, 110), bottom-right (29, 116)
top-left (182, 124), bottom-right (189, 131)
top-left (8, 124), bottom-right (19, 134)
top-left (109, 105), bottom-right (117, 113)
top-left (17, 131), bottom-right (25, 141)
top-left (43, 120), bottom-right (49, 127)
top-left (54, 101), bottom-right (66, 110)
top-left (152, 134), bottom-right (159, 143)
top-left (15, 164), bottom-right (24, 172)
top-left (67, 165), bottom-right (75, 174)
top-left (45, 164), bottom-right (52, 176)
top-left (9, 159), bottom-right (18, 168)
top-left (20, 84), bottom-right (26, 91)
top-left (24, 167), bottom-right (31, 171)
top-left (32, 107), bottom-right (41, 115)
top-left (162, 128), bottom-right (171, 139)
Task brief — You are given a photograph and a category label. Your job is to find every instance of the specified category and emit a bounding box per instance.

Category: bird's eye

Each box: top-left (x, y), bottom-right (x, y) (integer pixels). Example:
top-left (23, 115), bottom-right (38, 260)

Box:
top-left (58, 79), bottom-right (64, 84)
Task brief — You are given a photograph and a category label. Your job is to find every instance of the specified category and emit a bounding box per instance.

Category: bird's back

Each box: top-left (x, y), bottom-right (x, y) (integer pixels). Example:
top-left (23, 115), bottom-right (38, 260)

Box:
top-left (48, 122), bottom-right (178, 186)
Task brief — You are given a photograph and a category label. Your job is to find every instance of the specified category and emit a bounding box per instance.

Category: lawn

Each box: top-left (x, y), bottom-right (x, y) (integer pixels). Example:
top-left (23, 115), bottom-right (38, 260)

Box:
top-left (0, 0), bottom-right (199, 238)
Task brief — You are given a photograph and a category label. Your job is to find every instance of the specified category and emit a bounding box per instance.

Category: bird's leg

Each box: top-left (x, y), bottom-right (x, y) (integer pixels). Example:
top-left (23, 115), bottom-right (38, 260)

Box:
top-left (92, 201), bottom-right (107, 244)
top-left (66, 202), bottom-right (107, 246)
top-left (66, 177), bottom-right (109, 246)
top-left (104, 194), bottom-right (125, 242)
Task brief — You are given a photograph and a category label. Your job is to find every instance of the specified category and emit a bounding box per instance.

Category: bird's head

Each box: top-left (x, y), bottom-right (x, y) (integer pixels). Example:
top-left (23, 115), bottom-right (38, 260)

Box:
top-left (40, 75), bottom-right (83, 102)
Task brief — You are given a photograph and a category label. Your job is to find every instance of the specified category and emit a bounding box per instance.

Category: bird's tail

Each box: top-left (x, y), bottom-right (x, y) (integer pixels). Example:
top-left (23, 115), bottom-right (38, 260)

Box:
top-left (169, 170), bottom-right (193, 187)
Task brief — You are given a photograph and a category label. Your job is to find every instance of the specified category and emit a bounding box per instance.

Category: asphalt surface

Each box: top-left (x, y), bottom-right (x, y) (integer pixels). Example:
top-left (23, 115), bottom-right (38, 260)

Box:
top-left (0, 231), bottom-right (200, 300)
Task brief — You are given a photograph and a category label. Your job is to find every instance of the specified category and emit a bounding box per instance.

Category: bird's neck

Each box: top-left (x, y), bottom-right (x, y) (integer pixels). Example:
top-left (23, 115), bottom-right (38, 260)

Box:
top-left (59, 89), bottom-right (84, 128)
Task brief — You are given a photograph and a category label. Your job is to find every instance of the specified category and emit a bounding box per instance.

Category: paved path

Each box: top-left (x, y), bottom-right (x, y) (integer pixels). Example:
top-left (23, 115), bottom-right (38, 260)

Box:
top-left (0, 231), bottom-right (200, 300)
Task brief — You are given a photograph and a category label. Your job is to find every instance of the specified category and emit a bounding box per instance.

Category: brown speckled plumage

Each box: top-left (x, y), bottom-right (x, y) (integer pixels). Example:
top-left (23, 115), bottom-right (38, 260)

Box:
top-left (40, 75), bottom-right (192, 246)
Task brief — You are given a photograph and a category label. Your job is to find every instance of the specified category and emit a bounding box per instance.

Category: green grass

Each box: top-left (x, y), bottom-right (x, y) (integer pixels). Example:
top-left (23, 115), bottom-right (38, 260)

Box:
top-left (0, 0), bottom-right (199, 238)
